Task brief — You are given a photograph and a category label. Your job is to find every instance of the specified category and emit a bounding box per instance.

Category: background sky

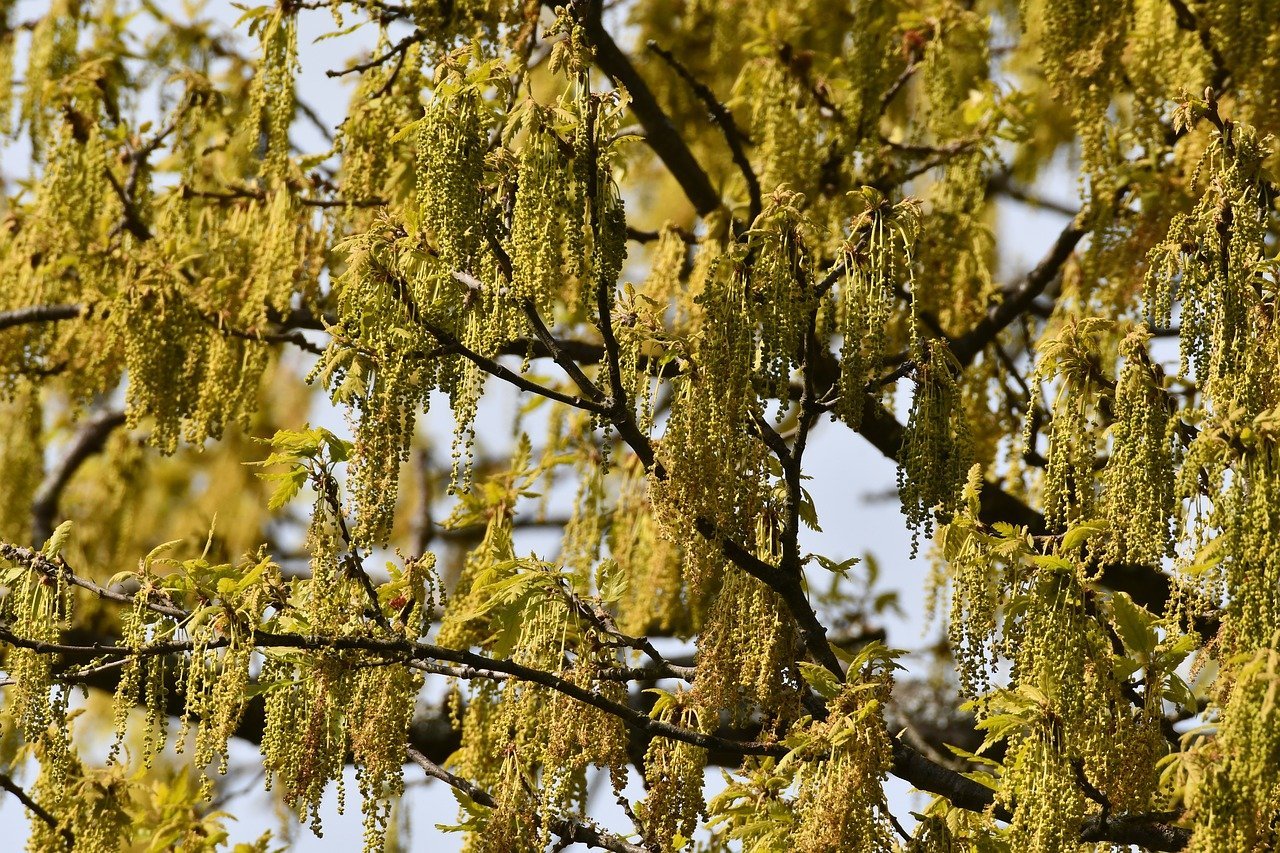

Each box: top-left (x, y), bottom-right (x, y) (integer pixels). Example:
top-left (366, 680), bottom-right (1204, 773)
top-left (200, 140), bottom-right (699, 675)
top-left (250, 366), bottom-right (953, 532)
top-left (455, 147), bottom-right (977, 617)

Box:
top-left (0, 2), bottom-right (1079, 848)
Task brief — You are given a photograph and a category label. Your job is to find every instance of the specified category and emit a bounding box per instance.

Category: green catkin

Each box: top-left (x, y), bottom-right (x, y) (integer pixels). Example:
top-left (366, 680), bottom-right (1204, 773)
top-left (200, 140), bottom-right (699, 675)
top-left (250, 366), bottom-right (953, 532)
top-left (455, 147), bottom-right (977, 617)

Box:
top-left (643, 224), bottom-right (690, 317)
top-left (175, 554), bottom-right (264, 800)
top-left (0, 386), bottom-right (42, 542)
top-left (2, 550), bottom-right (75, 820)
top-left (1031, 317), bottom-right (1111, 532)
top-left (610, 459), bottom-right (695, 638)
top-left (322, 57), bottom-right (541, 542)
top-left (743, 58), bottom-right (822, 206)
top-left (994, 566), bottom-right (1163, 850)
top-left (935, 466), bottom-right (1002, 698)
top-left (27, 758), bottom-right (131, 853)
top-left (693, 561), bottom-right (800, 721)
top-left (1215, 446), bottom-right (1280, 660)
top-left (652, 248), bottom-right (763, 597)
top-left (1000, 730), bottom-right (1085, 853)
top-left (582, 92), bottom-right (631, 391)
top-left (476, 599), bottom-right (573, 851)
top-left (109, 584), bottom-right (152, 764)
top-left (260, 496), bottom-right (366, 833)
top-left (350, 662), bottom-right (424, 851)
top-left (899, 339), bottom-right (972, 554)
top-left (261, 655), bottom-right (349, 835)
top-left (0, 17), bottom-right (13, 136)
top-left (140, 626), bottom-right (177, 769)
top-left (1101, 327), bottom-right (1176, 565)
top-left (1145, 122), bottom-right (1271, 413)
top-left (835, 192), bottom-right (919, 429)
top-left (558, 463), bottom-right (606, 582)
top-left (791, 685), bottom-right (897, 852)
top-left (636, 697), bottom-right (708, 852)
top-left (541, 656), bottom-right (629, 813)
top-left (694, 512), bottom-right (801, 720)
top-left (614, 280), bottom-right (666, 434)
top-left (915, 7), bottom-right (998, 338)
top-left (246, 10), bottom-right (298, 184)
top-left (336, 44), bottom-right (424, 221)
top-left (1024, 0), bottom-right (1133, 192)
top-left (748, 188), bottom-right (813, 401)
top-left (19, 0), bottom-right (81, 153)
top-left (418, 81), bottom-right (487, 275)
top-left (2, 552), bottom-right (73, 749)
top-left (1198, 1), bottom-right (1280, 131)
top-left (2, 115), bottom-right (121, 402)
top-left (509, 104), bottom-right (576, 317)
top-left (320, 221), bottom-right (440, 544)
top-left (465, 752), bottom-right (541, 853)
top-left (1185, 641), bottom-right (1280, 852)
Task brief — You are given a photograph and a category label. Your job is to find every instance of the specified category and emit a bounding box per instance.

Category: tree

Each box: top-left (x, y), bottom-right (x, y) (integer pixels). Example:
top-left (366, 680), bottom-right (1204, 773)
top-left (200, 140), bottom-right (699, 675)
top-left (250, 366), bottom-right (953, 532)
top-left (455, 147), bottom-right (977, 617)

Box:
top-left (1, 0), bottom-right (1279, 849)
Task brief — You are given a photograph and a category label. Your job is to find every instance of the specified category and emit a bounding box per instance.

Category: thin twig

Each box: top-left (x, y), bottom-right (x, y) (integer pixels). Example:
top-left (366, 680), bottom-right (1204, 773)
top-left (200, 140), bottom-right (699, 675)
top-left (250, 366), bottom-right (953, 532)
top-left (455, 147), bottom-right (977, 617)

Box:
top-left (380, 267), bottom-right (610, 415)
top-left (326, 29), bottom-right (427, 79)
top-left (0, 771), bottom-right (73, 848)
top-left (647, 40), bottom-right (762, 223)
top-left (407, 747), bottom-right (648, 853)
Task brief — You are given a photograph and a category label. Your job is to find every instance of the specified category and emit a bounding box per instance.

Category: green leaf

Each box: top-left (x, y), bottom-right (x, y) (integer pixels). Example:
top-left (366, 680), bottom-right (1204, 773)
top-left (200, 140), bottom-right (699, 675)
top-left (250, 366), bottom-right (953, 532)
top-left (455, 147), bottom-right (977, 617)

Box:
top-left (596, 558), bottom-right (628, 604)
top-left (798, 488), bottom-right (821, 532)
top-left (266, 467), bottom-right (308, 511)
top-left (1030, 554), bottom-right (1074, 572)
top-left (42, 520), bottom-right (73, 559)
top-left (943, 744), bottom-right (1003, 768)
top-left (1111, 592), bottom-right (1158, 656)
top-left (1112, 655), bottom-right (1143, 682)
top-left (142, 539), bottom-right (184, 571)
top-left (873, 590), bottom-right (901, 616)
top-left (1163, 673), bottom-right (1196, 711)
top-left (243, 678), bottom-right (288, 699)
top-left (810, 553), bottom-right (859, 577)
top-left (1062, 518), bottom-right (1107, 551)
top-left (644, 688), bottom-right (677, 717)
top-left (797, 661), bottom-right (842, 700)
top-left (991, 521), bottom-right (1021, 539)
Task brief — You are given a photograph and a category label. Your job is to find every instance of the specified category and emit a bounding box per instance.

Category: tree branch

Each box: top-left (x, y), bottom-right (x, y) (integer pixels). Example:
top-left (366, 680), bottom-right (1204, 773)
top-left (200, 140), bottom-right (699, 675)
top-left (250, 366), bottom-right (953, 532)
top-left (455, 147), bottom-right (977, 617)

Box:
top-left (381, 268), bottom-right (610, 415)
top-left (0, 544), bottom-right (1190, 849)
top-left (0, 770), bottom-right (73, 848)
top-left (31, 410), bottom-right (127, 546)
top-left (570, 1), bottom-right (723, 217)
top-left (0, 304), bottom-right (84, 331)
top-left (646, 39), bottom-right (761, 223)
top-left (950, 215), bottom-right (1088, 366)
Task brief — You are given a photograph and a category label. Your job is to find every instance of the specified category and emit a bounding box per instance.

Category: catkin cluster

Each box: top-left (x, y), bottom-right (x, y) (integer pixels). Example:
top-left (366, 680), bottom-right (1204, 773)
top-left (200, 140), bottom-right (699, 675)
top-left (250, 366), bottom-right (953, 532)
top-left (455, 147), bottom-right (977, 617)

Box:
top-left (1101, 328), bottom-right (1176, 565)
top-left (899, 339), bottom-right (972, 553)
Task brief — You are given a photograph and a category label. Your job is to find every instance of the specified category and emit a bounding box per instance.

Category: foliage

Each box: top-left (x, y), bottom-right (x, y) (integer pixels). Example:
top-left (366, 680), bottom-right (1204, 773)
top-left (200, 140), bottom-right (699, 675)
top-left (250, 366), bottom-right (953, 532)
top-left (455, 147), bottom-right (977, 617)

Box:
top-left (1, 1), bottom-right (1279, 851)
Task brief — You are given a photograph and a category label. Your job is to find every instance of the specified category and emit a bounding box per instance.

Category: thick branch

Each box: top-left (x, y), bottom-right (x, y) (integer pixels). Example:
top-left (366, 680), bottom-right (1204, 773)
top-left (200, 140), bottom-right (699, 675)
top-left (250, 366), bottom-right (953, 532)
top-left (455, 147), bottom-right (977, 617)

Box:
top-left (572, 2), bottom-right (722, 217)
top-left (0, 304), bottom-right (84, 331)
top-left (950, 216), bottom-right (1087, 366)
top-left (31, 410), bottom-right (127, 545)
